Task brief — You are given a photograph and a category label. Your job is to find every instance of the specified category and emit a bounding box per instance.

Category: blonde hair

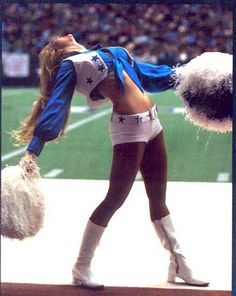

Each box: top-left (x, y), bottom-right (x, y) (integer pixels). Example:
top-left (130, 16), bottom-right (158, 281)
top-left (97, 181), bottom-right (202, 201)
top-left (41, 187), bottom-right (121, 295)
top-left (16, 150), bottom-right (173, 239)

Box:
top-left (11, 43), bottom-right (70, 146)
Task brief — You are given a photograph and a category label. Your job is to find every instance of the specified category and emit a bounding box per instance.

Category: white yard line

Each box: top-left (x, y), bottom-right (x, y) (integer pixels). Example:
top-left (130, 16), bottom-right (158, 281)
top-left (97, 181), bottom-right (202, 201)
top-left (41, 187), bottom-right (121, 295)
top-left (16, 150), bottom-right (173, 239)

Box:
top-left (217, 172), bottom-right (230, 182)
top-left (2, 147), bottom-right (27, 162)
top-left (65, 108), bottom-right (111, 132)
top-left (43, 169), bottom-right (64, 178)
top-left (2, 108), bottom-right (112, 162)
top-left (70, 106), bottom-right (92, 113)
top-left (172, 107), bottom-right (185, 114)
top-left (158, 106), bottom-right (185, 114)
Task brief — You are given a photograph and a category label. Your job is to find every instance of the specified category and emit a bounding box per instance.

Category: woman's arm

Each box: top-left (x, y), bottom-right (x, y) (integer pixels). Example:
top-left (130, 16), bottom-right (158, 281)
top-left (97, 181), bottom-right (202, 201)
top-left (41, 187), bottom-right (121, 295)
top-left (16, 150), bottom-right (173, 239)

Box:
top-left (27, 61), bottom-right (76, 156)
top-left (133, 61), bottom-right (175, 93)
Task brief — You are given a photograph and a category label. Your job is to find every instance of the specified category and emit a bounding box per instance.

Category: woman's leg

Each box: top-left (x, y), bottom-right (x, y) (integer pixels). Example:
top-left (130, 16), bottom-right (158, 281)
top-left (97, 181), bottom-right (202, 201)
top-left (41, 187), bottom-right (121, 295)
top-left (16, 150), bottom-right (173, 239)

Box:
top-left (73, 141), bottom-right (146, 289)
top-left (140, 131), bottom-right (169, 221)
top-left (90, 141), bottom-right (146, 226)
top-left (140, 131), bottom-right (208, 286)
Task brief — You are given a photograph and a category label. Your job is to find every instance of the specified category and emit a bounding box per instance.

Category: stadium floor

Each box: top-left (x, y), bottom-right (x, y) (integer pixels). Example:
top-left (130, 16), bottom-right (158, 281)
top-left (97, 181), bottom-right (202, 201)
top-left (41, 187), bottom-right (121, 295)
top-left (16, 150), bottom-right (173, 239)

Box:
top-left (1, 180), bottom-right (232, 295)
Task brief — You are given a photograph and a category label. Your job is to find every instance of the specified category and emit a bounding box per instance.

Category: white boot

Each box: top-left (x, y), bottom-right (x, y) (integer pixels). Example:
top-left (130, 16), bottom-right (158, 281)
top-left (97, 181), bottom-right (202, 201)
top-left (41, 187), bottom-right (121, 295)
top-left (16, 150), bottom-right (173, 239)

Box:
top-left (72, 220), bottom-right (105, 290)
top-left (153, 215), bottom-right (209, 287)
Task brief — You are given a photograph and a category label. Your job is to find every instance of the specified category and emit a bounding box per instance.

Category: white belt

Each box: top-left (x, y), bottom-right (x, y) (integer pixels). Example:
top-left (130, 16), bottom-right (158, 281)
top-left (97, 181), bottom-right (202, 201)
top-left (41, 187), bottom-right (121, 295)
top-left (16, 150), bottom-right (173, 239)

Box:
top-left (111, 105), bottom-right (158, 125)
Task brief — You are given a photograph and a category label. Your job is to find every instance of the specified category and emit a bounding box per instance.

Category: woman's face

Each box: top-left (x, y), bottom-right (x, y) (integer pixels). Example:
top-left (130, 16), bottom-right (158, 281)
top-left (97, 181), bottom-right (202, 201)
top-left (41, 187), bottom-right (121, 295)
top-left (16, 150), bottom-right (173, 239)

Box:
top-left (48, 34), bottom-right (87, 53)
top-left (50, 34), bottom-right (77, 49)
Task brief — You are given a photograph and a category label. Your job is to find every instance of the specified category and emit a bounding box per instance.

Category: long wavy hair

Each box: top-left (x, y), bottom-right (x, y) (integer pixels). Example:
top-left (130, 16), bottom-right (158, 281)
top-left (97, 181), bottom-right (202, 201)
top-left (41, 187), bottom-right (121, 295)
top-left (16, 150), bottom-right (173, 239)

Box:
top-left (11, 43), bottom-right (70, 146)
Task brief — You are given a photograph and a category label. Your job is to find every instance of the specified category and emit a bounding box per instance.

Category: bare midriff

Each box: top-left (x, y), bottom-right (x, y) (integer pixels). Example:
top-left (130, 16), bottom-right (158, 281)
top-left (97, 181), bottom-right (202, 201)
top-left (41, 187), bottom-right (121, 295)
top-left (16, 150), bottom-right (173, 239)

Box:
top-left (97, 70), bottom-right (154, 115)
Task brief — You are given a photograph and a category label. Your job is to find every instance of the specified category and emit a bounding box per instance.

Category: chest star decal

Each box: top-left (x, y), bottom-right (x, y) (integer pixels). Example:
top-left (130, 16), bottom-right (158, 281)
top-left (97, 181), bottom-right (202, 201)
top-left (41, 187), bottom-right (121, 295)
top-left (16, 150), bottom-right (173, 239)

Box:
top-left (86, 77), bottom-right (94, 85)
top-left (98, 64), bottom-right (106, 72)
top-left (91, 55), bottom-right (99, 62)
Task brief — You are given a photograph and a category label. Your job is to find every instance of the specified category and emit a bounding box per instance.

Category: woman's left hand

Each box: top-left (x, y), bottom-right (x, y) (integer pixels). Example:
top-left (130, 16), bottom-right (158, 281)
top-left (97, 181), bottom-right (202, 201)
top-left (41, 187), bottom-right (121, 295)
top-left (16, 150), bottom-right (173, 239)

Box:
top-left (24, 150), bottom-right (36, 161)
top-left (21, 151), bottom-right (39, 176)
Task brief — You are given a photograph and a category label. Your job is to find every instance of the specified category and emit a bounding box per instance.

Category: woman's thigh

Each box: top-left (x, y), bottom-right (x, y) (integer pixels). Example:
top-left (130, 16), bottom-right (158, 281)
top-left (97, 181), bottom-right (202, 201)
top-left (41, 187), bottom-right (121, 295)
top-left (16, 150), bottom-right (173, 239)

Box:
top-left (108, 141), bottom-right (147, 196)
top-left (90, 142), bottom-right (146, 226)
top-left (140, 131), bottom-right (168, 201)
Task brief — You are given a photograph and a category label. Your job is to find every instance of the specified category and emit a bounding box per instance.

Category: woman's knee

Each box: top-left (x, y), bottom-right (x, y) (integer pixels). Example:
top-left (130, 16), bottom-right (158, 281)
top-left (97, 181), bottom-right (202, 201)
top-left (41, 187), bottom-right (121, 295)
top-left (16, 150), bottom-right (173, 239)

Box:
top-left (105, 187), bottom-right (129, 210)
top-left (89, 193), bottom-right (127, 226)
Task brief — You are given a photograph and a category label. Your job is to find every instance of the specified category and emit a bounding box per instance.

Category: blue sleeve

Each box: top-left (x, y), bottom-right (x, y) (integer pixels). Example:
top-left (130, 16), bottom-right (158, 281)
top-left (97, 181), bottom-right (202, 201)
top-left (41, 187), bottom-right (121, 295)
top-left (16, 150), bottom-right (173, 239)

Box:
top-left (133, 61), bottom-right (175, 93)
top-left (27, 61), bottom-right (76, 156)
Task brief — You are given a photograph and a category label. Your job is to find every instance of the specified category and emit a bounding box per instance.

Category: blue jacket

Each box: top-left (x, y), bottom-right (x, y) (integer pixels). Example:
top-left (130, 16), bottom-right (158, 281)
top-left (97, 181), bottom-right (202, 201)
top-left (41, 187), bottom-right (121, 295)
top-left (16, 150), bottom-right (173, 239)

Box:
top-left (27, 46), bottom-right (174, 156)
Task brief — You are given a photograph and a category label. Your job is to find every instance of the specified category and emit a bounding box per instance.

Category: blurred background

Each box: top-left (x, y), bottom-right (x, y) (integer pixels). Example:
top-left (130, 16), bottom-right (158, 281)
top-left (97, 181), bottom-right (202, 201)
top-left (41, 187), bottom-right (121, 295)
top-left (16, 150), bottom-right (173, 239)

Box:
top-left (2, 3), bottom-right (232, 85)
top-left (2, 3), bottom-right (232, 182)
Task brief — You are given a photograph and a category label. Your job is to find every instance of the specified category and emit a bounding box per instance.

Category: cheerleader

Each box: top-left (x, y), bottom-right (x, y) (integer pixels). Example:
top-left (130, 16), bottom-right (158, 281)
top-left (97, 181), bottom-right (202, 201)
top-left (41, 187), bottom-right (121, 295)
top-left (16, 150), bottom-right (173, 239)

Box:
top-left (11, 33), bottom-right (232, 289)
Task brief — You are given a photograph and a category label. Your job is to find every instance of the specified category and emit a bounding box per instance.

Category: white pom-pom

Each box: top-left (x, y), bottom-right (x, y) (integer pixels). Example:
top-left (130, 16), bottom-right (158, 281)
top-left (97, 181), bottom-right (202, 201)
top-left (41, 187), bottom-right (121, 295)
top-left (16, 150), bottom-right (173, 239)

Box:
top-left (1, 158), bottom-right (45, 240)
top-left (173, 52), bottom-right (232, 132)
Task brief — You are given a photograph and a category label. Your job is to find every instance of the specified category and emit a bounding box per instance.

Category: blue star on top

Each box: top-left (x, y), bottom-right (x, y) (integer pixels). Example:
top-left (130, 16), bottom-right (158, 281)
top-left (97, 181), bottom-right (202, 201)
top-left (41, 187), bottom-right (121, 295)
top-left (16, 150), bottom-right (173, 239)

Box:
top-left (91, 55), bottom-right (99, 62)
top-left (86, 77), bottom-right (93, 85)
top-left (98, 64), bottom-right (105, 72)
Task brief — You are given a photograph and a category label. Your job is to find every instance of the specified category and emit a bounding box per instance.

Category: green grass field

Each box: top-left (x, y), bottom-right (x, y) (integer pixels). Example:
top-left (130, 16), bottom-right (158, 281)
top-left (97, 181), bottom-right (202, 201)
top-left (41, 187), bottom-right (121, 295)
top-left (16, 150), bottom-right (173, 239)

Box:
top-left (2, 88), bottom-right (232, 182)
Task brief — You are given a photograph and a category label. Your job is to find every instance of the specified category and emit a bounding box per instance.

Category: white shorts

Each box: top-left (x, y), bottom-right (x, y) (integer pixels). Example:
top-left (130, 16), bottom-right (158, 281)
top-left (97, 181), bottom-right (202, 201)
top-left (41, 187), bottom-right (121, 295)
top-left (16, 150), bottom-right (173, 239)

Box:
top-left (109, 105), bottom-right (163, 146)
